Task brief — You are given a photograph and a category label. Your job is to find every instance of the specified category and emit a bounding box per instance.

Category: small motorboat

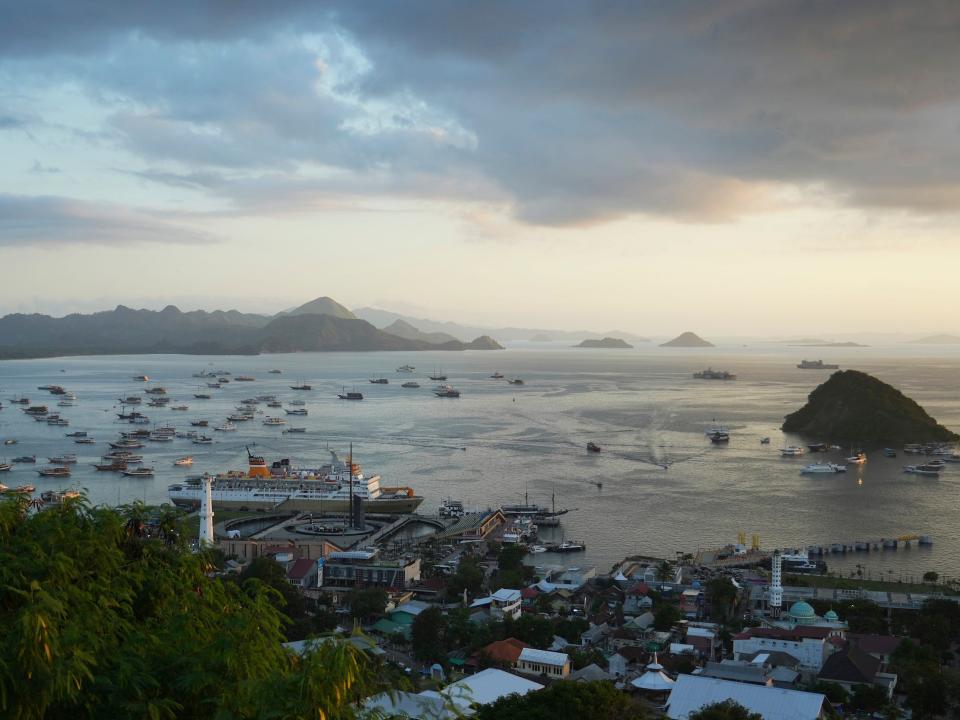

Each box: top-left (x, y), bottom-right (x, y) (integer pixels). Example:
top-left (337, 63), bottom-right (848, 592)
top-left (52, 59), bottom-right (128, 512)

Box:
top-left (48, 454), bottom-right (77, 464)
top-left (337, 392), bottom-right (364, 401)
top-left (122, 468), bottom-right (155, 477)
top-left (263, 417), bottom-right (286, 426)
top-left (285, 409), bottom-right (308, 416)
top-left (760, 437), bottom-right (771, 444)
top-left (528, 545), bottom-right (547, 553)
top-left (3, 438), bottom-right (16, 445)
top-left (586, 442), bottom-right (602, 453)
top-left (194, 393), bottom-right (212, 399)
top-left (74, 438), bottom-right (96, 445)
top-left (369, 378), bottom-right (389, 384)
top-left (396, 365), bottom-right (416, 373)
top-left (170, 405), bottom-right (189, 411)
top-left (0, 463), bottom-right (11, 472)
top-left (283, 427), bottom-right (307, 434)
top-left (65, 431), bottom-right (87, 438)
top-left (190, 420), bottom-right (209, 427)
top-left (173, 457), bottom-right (194, 466)
top-left (214, 424), bottom-right (236, 432)
top-left (12, 456), bottom-right (36, 463)
top-left (507, 378), bottom-right (524, 385)
top-left (490, 372), bottom-right (505, 379)
top-left (193, 436), bottom-right (214, 444)
top-left (846, 451), bottom-right (867, 464)
top-left (268, 369), bottom-right (282, 374)
top-left (780, 446), bottom-right (806, 457)
top-left (401, 381), bottom-right (420, 388)
top-left (904, 465), bottom-right (940, 477)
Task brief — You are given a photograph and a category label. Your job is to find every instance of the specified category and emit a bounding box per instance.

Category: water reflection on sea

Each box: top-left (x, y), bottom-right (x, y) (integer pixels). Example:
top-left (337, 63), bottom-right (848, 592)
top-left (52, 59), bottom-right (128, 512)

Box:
top-left (1, 343), bottom-right (959, 582)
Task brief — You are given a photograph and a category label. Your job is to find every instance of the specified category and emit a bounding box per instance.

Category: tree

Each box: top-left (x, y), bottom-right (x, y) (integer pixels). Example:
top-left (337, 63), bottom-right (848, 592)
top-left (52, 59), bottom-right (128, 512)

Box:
top-left (447, 557), bottom-right (485, 599)
top-left (412, 606), bottom-right (447, 663)
top-left (656, 560), bottom-right (673, 581)
top-left (507, 614), bottom-right (555, 649)
top-left (923, 571), bottom-right (939, 583)
top-left (688, 701), bottom-right (762, 720)
top-left (475, 679), bottom-right (646, 720)
top-left (348, 587), bottom-right (388, 621)
top-left (654, 602), bottom-right (681, 631)
top-left (706, 577), bottom-right (737, 622)
top-left (0, 494), bottom-right (385, 719)
top-left (806, 680), bottom-right (849, 705)
top-left (498, 543), bottom-right (527, 573)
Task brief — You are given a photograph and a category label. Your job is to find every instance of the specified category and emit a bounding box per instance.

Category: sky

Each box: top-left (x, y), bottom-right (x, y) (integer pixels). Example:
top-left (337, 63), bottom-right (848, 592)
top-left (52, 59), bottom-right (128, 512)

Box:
top-left (2, 1), bottom-right (960, 336)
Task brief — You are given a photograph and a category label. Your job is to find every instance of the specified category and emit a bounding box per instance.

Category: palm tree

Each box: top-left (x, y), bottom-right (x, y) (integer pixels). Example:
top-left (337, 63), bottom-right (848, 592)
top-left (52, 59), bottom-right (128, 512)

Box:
top-left (119, 499), bottom-right (148, 538)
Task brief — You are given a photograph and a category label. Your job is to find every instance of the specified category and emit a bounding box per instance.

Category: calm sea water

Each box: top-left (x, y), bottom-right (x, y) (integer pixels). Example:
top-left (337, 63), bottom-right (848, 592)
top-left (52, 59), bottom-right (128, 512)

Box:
top-left (2, 343), bottom-right (959, 583)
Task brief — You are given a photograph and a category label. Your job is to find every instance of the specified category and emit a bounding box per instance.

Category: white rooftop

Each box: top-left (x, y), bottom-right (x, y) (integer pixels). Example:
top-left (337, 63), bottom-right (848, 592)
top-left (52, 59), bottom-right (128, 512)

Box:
top-left (519, 647), bottom-right (569, 667)
top-left (666, 674), bottom-right (827, 720)
top-left (366, 668), bottom-right (543, 718)
top-left (491, 588), bottom-right (522, 603)
top-left (686, 627), bottom-right (716, 639)
top-left (438, 668), bottom-right (543, 707)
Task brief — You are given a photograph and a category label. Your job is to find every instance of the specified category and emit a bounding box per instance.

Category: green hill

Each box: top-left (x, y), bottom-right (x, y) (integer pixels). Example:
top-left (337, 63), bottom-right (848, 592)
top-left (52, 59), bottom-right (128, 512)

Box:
top-left (782, 370), bottom-right (958, 443)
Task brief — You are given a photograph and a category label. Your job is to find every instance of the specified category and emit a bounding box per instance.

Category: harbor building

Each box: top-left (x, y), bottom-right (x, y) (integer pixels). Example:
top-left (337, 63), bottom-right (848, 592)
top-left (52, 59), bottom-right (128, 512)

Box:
top-left (322, 549), bottom-right (421, 592)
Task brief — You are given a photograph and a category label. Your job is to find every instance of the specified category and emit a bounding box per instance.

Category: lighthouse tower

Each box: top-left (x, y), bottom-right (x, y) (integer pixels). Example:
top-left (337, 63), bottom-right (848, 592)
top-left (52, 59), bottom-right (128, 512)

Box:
top-left (770, 549), bottom-right (783, 618)
top-left (199, 474), bottom-right (215, 546)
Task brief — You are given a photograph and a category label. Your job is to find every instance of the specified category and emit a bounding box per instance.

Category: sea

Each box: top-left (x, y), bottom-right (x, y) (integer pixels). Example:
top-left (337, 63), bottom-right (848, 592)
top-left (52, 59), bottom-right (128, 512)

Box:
top-left (2, 343), bottom-right (960, 584)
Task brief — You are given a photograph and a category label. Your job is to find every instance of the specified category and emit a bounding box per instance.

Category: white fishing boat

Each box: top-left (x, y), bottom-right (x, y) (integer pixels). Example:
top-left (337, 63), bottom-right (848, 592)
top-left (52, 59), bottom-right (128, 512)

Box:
top-left (779, 446), bottom-right (806, 457)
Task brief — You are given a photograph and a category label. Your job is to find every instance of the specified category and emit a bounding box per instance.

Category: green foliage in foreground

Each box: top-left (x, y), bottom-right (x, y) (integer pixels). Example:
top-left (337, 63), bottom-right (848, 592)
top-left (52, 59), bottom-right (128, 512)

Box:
top-left (0, 495), bottom-right (387, 720)
top-left (474, 680), bottom-right (645, 720)
top-left (688, 700), bottom-right (762, 720)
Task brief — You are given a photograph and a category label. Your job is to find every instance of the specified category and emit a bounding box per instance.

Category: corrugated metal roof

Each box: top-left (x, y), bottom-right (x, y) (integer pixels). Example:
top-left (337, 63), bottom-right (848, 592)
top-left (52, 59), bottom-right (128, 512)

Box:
top-left (519, 647), bottom-right (569, 666)
top-left (666, 675), bottom-right (826, 720)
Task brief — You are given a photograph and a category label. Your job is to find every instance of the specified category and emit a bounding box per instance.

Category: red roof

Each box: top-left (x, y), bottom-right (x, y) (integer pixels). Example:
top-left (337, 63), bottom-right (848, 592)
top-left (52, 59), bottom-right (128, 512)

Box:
top-left (287, 558), bottom-right (316, 580)
top-left (521, 587), bottom-right (540, 600)
top-left (847, 633), bottom-right (904, 656)
top-left (628, 583), bottom-right (650, 596)
top-left (827, 635), bottom-right (846, 647)
top-left (479, 638), bottom-right (528, 664)
top-left (734, 626), bottom-right (833, 642)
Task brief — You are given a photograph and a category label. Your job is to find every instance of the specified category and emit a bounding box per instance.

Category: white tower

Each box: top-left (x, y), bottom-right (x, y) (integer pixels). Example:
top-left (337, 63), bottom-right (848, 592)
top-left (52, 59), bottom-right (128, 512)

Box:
top-left (199, 474), bottom-right (215, 546)
top-left (770, 549), bottom-right (782, 617)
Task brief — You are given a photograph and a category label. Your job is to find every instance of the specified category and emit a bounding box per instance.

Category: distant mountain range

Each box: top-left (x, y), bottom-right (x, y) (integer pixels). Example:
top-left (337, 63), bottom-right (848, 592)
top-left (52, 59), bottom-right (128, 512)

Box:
top-left (0, 297), bottom-right (503, 359)
top-left (352, 306), bottom-right (649, 344)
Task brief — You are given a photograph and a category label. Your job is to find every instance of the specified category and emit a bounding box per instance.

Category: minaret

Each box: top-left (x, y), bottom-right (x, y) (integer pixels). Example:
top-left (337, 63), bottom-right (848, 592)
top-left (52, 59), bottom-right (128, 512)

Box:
top-left (199, 474), bottom-right (215, 546)
top-left (770, 549), bottom-right (782, 618)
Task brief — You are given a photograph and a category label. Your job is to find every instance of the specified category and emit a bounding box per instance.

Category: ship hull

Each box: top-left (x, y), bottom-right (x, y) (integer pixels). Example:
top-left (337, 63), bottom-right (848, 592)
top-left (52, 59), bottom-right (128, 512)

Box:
top-left (169, 493), bottom-right (423, 514)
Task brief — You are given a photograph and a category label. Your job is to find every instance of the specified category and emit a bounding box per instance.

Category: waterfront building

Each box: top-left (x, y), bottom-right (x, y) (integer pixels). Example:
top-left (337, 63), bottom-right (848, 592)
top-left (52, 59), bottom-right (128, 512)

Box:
top-left (322, 549), bottom-right (421, 591)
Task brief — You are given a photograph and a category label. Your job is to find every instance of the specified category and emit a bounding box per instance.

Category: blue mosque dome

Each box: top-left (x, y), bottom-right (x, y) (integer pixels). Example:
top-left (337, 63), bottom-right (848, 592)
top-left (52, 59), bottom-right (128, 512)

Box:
top-left (788, 601), bottom-right (816, 624)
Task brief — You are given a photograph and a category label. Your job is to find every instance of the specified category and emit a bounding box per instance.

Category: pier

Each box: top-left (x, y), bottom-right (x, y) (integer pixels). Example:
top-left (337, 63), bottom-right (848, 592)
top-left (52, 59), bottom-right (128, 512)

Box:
top-left (695, 533), bottom-right (933, 568)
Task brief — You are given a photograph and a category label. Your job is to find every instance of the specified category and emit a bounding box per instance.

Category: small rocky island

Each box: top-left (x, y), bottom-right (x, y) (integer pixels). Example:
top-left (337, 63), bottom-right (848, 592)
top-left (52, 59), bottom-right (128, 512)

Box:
top-left (660, 331), bottom-right (714, 347)
top-left (782, 370), bottom-right (958, 443)
top-left (576, 337), bottom-right (633, 349)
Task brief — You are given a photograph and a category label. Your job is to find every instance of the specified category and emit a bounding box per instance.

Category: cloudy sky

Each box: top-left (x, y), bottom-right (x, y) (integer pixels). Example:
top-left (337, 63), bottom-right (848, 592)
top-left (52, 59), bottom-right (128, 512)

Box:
top-left (2, 1), bottom-right (960, 335)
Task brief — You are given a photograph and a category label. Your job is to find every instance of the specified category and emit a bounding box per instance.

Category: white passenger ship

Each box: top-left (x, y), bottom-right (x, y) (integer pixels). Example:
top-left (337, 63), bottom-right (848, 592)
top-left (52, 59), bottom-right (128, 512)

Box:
top-left (167, 449), bottom-right (422, 513)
